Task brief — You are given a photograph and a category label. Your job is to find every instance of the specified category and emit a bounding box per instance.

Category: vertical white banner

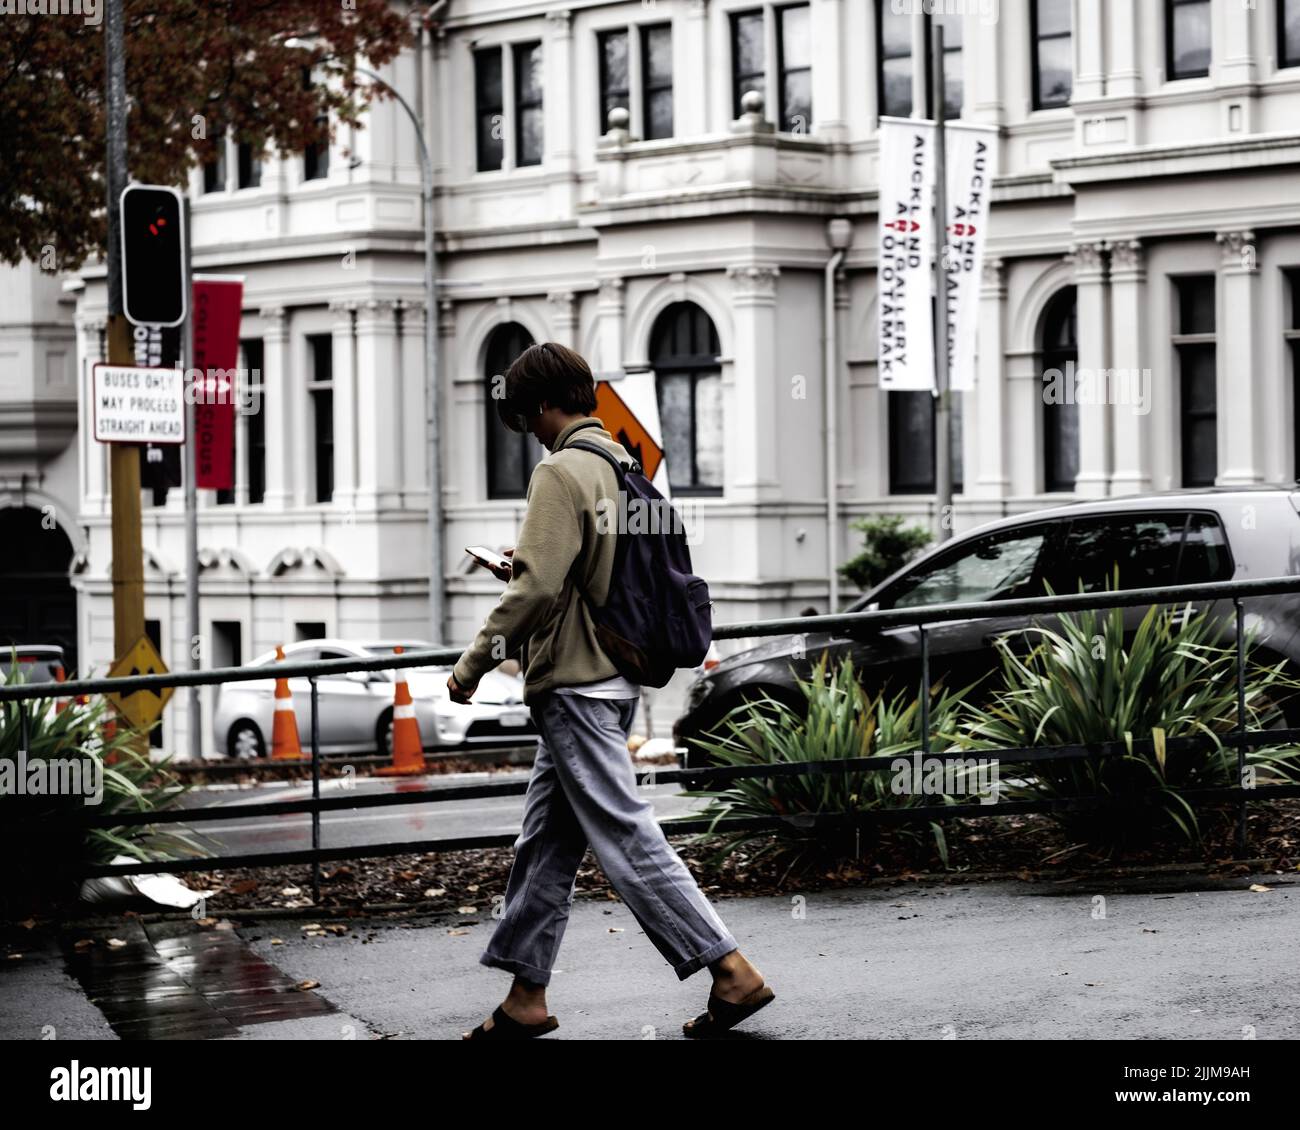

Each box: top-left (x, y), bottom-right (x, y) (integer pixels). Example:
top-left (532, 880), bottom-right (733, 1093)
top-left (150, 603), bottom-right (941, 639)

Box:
top-left (943, 123), bottom-right (999, 392)
top-left (877, 116), bottom-right (937, 391)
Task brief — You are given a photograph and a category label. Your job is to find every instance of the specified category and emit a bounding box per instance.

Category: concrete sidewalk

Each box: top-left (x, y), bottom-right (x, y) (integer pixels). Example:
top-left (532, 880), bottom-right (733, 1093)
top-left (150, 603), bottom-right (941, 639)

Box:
top-left (5, 870), bottom-right (1297, 1040)
top-left (235, 870), bottom-right (1300, 1040)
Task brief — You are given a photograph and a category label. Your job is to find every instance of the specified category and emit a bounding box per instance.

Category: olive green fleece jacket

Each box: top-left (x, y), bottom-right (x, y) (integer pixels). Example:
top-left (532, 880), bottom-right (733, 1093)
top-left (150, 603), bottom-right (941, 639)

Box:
top-left (452, 417), bottom-right (634, 703)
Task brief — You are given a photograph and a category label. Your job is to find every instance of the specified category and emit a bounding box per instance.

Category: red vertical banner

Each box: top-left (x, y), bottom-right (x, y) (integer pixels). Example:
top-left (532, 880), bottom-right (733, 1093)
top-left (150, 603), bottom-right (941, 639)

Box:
top-left (191, 276), bottom-right (244, 490)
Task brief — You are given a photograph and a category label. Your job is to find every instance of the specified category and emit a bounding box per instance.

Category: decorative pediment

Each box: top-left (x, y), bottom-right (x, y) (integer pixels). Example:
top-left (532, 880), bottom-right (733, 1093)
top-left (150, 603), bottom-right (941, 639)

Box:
top-left (266, 547), bottom-right (345, 578)
top-left (197, 547), bottom-right (257, 576)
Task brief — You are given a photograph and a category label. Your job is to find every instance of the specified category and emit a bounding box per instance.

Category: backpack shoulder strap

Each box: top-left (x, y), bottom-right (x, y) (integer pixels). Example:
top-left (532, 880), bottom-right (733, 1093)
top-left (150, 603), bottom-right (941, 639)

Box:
top-left (567, 439), bottom-right (642, 477)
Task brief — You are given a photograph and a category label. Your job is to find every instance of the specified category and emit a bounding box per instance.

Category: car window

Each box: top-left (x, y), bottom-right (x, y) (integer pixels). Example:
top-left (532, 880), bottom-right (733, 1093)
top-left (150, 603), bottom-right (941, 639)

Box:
top-left (883, 524), bottom-right (1057, 610)
top-left (1177, 512), bottom-right (1233, 583)
top-left (1043, 513), bottom-right (1186, 594)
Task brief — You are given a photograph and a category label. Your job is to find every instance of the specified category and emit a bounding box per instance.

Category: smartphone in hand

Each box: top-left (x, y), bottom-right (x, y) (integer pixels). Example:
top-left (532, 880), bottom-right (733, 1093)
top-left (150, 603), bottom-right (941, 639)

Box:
top-left (466, 545), bottom-right (512, 581)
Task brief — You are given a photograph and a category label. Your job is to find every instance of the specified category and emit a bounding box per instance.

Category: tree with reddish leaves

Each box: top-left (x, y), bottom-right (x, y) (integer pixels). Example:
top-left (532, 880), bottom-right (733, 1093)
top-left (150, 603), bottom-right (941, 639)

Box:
top-left (0, 0), bottom-right (419, 270)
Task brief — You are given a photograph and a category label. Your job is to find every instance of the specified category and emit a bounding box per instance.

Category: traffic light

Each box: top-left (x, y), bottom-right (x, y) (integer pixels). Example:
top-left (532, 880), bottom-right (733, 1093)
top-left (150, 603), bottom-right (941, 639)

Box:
top-left (120, 184), bottom-right (186, 327)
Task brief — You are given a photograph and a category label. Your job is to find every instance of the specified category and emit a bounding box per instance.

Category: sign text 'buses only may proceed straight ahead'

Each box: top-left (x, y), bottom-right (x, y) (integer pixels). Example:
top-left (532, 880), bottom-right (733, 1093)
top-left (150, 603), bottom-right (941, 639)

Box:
top-left (91, 364), bottom-right (185, 445)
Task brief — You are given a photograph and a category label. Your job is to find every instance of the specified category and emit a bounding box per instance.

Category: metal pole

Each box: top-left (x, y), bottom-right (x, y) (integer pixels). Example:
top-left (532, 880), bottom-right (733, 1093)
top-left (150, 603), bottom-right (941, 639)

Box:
top-left (104, 0), bottom-right (147, 756)
top-left (354, 66), bottom-right (443, 645)
top-left (310, 676), bottom-right (321, 903)
top-left (930, 20), bottom-right (953, 544)
top-left (824, 246), bottom-right (846, 613)
top-left (1235, 598), bottom-right (1247, 855)
top-left (183, 199), bottom-right (201, 761)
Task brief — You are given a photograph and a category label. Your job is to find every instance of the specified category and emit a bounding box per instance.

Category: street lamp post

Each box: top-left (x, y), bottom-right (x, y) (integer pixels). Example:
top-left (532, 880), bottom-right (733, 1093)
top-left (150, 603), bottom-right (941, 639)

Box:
top-left (286, 40), bottom-right (445, 644)
top-left (351, 65), bottom-right (446, 645)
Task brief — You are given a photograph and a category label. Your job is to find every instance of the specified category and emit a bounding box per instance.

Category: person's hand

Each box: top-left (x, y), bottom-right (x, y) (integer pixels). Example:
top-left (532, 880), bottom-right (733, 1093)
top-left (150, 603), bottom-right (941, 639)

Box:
top-left (447, 673), bottom-right (476, 704)
top-left (489, 548), bottom-right (514, 583)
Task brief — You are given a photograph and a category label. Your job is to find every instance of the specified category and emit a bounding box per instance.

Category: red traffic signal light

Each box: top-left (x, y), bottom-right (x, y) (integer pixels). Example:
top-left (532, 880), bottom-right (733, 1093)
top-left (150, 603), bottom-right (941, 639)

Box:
top-left (120, 184), bottom-right (187, 327)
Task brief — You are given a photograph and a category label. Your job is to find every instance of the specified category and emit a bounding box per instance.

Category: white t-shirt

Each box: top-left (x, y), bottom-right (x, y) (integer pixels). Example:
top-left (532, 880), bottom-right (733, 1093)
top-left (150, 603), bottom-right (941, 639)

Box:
top-left (554, 674), bottom-right (641, 700)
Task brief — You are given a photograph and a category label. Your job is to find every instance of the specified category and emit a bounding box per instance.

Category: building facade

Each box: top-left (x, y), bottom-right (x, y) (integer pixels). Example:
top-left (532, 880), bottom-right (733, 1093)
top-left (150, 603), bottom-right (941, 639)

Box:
top-left (43, 0), bottom-right (1300, 752)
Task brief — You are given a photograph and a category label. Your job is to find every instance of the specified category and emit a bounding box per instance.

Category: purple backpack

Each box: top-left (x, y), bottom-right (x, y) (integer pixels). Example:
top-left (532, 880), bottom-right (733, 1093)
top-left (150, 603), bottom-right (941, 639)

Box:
top-left (569, 441), bottom-right (713, 688)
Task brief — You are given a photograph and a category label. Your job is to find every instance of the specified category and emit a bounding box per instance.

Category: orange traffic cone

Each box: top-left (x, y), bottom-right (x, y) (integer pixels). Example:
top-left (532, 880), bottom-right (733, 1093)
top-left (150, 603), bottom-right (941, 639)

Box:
top-left (376, 647), bottom-right (425, 777)
top-left (270, 645), bottom-right (304, 760)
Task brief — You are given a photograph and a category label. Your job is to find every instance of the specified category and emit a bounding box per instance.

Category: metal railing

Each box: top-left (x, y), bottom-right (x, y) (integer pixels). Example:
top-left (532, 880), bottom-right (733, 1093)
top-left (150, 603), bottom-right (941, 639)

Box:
top-left (5, 574), bottom-right (1300, 900)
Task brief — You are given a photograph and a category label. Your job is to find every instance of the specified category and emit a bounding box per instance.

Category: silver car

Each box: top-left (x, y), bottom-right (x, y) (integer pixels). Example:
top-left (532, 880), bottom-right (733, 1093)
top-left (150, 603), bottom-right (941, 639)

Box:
top-left (211, 638), bottom-right (535, 759)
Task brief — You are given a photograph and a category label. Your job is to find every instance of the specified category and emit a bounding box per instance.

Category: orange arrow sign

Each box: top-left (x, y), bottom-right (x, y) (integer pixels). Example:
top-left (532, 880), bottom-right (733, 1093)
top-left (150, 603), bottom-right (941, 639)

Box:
top-left (594, 381), bottom-right (663, 482)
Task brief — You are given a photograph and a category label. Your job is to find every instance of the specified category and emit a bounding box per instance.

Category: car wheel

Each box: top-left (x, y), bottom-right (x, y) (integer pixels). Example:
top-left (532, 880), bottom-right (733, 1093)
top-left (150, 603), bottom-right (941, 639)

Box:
top-left (227, 720), bottom-right (266, 760)
top-left (376, 707), bottom-right (393, 758)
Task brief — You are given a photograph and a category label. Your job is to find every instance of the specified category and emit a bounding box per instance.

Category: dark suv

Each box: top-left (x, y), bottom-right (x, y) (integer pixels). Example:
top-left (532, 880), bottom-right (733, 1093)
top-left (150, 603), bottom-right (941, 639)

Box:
top-left (674, 489), bottom-right (1300, 760)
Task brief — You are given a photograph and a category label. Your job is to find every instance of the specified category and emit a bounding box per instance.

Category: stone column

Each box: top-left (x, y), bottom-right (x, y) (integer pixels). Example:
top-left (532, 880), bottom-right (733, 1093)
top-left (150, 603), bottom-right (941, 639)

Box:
top-left (596, 277), bottom-right (625, 373)
top-left (810, 0), bottom-right (846, 140)
top-left (1106, 0), bottom-right (1143, 99)
top-left (972, 258), bottom-right (1008, 498)
top-left (79, 316), bottom-right (108, 512)
top-left (399, 300), bottom-right (428, 507)
top-left (1216, 230), bottom-right (1263, 485)
top-left (354, 299), bottom-right (402, 510)
top-left (1216, 0), bottom-right (1258, 133)
top-left (544, 9), bottom-right (574, 175)
top-left (1070, 241), bottom-right (1111, 498)
top-left (1108, 239), bottom-right (1152, 495)
top-left (259, 307), bottom-right (293, 509)
top-left (329, 300), bottom-right (357, 511)
top-left (682, 0), bottom-right (710, 136)
top-left (726, 264), bottom-right (782, 502)
top-left (1073, 0), bottom-right (1106, 101)
top-left (547, 291), bottom-right (577, 348)
top-left (970, 7), bottom-right (1003, 125)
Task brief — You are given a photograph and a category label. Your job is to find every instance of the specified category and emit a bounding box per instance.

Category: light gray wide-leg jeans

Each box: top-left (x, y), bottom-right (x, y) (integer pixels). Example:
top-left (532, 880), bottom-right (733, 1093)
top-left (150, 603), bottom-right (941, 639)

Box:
top-left (480, 691), bottom-right (738, 987)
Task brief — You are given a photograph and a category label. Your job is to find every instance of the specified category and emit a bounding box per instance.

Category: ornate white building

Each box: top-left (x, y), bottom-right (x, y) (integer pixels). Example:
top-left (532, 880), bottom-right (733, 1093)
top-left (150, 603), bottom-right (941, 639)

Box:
top-left (10, 0), bottom-right (1299, 751)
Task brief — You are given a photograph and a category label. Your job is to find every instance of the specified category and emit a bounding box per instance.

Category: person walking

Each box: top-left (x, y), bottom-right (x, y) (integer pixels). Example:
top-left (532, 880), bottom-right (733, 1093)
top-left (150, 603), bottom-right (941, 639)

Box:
top-left (448, 342), bottom-right (774, 1040)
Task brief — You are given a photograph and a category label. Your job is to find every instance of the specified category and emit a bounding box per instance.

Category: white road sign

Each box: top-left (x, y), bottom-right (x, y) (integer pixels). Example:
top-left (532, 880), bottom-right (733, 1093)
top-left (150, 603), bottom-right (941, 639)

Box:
top-left (92, 364), bottom-right (185, 445)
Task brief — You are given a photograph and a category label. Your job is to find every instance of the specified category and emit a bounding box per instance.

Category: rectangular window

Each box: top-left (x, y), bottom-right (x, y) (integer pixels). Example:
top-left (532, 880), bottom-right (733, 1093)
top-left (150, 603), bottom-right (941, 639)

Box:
top-left (642, 23), bottom-right (674, 139)
top-left (1031, 0), bottom-right (1073, 109)
top-left (237, 141), bottom-right (262, 189)
top-left (1167, 0), bottom-right (1211, 80)
top-left (1283, 0), bottom-right (1300, 69)
top-left (1174, 276), bottom-right (1217, 488)
top-left (202, 143), bottom-right (225, 194)
top-left (303, 124), bottom-right (329, 181)
top-left (731, 9), bottom-right (765, 119)
top-left (888, 392), bottom-right (963, 494)
top-left (211, 620), bottom-right (243, 669)
top-left (243, 338), bottom-right (266, 505)
top-left (295, 622), bottom-right (327, 642)
top-left (307, 334), bottom-right (334, 504)
top-left (932, 11), bottom-right (963, 119)
top-left (598, 29), bottom-right (630, 134)
top-left (777, 3), bottom-right (812, 133)
top-left (514, 41), bottom-right (544, 167)
top-left (475, 47), bottom-right (505, 171)
top-left (878, 0), bottom-right (912, 117)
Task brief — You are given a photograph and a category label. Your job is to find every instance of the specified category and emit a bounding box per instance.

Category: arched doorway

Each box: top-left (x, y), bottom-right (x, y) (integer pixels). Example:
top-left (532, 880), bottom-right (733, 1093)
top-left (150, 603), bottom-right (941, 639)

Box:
top-left (484, 323), bottom-right (540, 499)
top-left (649, 302), bottom-right (723, 494)
top-left (0, 507), bottom-right (77, 674)
top-left (1040, 287), bottom-right (1079, 493)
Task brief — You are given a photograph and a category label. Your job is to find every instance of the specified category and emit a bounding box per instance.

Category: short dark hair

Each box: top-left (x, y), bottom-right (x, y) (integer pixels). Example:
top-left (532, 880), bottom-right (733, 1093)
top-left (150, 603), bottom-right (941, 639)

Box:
top-left (496, 342), bottom-right (598, 432)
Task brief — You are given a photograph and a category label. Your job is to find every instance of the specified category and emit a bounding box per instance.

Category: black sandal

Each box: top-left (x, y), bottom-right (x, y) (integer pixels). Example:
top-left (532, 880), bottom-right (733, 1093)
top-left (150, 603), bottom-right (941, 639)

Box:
top-left (683, 983), bottom-right (775, 1039)
top-left (463, 1004), bottom-right (559, 1040)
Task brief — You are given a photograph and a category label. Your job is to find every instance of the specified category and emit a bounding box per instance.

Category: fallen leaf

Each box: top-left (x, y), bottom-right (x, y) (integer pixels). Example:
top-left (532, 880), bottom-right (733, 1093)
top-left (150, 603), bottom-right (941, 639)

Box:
top-left (1249, 884), bottom-right (1272, 893)
top-left (106, 938), bottom-right (128, 949)
top-left (424, 887), bottom-right (446, 898)
top-left (295, 980), bottom-right (321, 991)
top-left (457, 905), bottom-right (477, 915)
top-left (447, 928), bottom-right (470, 936)
top-left (280, 887), bottom-right (302, 897)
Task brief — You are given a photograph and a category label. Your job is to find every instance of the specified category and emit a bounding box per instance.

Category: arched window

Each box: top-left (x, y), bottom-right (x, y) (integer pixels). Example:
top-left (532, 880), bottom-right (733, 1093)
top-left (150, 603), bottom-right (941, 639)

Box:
top-left (650, 302), bottom-right (723, 495)
top-left (1040, 287), bottom-right (1079, 493)
top-left (485, 323), bottom-right (541, 499)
